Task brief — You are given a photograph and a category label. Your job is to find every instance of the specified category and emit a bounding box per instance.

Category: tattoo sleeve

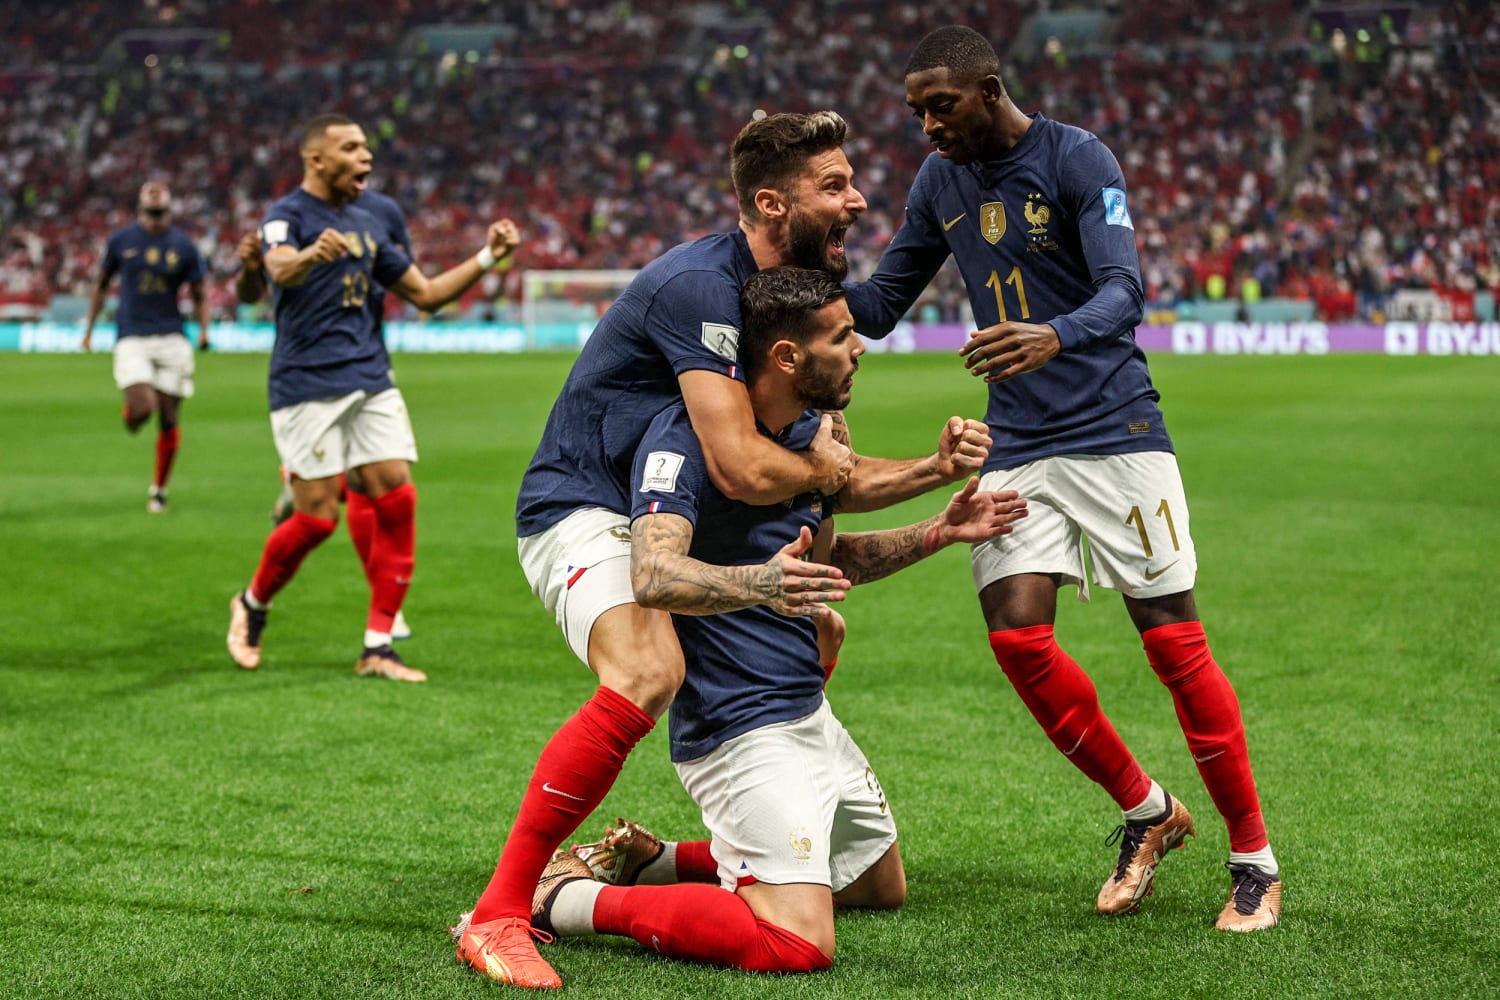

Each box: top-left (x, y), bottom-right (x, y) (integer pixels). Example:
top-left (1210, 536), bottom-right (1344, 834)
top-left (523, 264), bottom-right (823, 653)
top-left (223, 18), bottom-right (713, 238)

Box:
top-left (630, 514), bottom-right (783, 615)
top-left (829, 515), bottom-right (942, 586)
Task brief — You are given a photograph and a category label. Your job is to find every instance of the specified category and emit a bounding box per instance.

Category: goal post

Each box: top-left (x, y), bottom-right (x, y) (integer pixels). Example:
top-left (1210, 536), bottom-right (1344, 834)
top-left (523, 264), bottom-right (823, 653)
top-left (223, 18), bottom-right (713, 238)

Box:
top-left (520, 269), bottom-right (639, 350)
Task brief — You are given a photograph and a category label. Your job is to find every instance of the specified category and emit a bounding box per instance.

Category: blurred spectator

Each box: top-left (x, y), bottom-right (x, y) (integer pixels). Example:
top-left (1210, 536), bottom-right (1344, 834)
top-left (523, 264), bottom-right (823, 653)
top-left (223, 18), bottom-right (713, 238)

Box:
top-left (0, 0), bottom-right (1495, 324)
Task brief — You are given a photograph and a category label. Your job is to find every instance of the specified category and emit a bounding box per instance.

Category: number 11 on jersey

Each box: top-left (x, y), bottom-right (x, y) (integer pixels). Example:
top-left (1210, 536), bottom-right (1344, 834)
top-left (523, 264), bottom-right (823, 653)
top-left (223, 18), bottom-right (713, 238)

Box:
top-left (985, 266), bottom-right (1031, 323)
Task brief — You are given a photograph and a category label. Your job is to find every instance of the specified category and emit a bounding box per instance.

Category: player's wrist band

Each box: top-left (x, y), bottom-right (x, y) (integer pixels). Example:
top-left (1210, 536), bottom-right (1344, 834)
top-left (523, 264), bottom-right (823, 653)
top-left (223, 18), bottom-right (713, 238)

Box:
top-left (476, 245), bottom-right (498, 270)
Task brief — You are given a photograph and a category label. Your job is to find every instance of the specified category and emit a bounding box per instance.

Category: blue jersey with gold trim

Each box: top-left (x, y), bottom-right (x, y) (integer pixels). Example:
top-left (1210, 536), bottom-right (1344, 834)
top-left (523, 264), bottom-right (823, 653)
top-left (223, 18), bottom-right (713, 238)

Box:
top-left (100, 223), bottom-right (205, 338)
top-left (631, 401), bottom-right (827, 764)
top-left (516, 230), bottom-right (755, 537)
top-left (846, 113), bottom-right (1173, 469)
top-left (260, 189), bottom-right (412, 410)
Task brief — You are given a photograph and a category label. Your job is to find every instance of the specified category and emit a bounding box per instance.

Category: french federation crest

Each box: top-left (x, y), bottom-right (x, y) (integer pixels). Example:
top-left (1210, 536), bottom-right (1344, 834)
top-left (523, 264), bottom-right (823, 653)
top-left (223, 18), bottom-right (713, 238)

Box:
top-left (980, 202), bottom-right (1006, 244)
top-left (145, 247), bottom-right (160, 266)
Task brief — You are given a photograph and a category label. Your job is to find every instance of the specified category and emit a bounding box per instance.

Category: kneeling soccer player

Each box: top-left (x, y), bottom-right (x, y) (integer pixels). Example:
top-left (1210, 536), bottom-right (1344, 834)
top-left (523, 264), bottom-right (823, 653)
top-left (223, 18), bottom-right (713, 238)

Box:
top-left (482, 266), bottom-right (1026, 975)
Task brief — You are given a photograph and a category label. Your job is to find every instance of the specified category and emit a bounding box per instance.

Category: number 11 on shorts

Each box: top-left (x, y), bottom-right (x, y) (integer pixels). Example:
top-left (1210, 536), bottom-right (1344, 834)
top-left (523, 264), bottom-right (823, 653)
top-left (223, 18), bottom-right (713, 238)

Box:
top-left (1125, 500), bottom-right (1180, 558)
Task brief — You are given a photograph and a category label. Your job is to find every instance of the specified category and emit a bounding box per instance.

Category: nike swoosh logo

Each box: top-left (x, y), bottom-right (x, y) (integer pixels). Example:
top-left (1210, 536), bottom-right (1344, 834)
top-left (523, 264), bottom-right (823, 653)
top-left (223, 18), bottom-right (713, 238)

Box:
top-left (542, 782), bottom-right (587, 802)
top-left (1144, 559), bottom-right (1180, 581)
top-left (1063, 727), bottom-right (1089, 756)
top-left (1193, 750), bottom-right (1226, 763)
top-left (942, 213), bottom-right (967, 231)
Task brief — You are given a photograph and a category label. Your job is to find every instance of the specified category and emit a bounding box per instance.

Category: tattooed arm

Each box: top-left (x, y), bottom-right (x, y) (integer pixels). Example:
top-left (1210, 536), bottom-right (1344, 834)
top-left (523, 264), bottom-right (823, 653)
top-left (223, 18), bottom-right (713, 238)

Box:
top-left (830, 477), bottom-right (1028, 586)
top-left (630, 513), bottom-right (850, 617)
top-left (831, 411), bottom-right (993, 514)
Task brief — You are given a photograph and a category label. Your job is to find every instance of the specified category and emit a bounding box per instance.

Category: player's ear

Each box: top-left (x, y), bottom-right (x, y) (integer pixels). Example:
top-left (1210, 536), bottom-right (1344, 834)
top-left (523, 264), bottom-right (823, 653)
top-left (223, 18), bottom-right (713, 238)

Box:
top-left (769, 338), bottom-right (799, 375)
top-left (753, 187), bottom-right (787, 222)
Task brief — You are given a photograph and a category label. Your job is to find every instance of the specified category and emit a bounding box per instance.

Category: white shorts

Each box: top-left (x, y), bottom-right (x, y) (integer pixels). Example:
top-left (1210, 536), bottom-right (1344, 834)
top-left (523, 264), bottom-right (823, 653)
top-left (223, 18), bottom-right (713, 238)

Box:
top-left (971, 451), bottom-right (1198, 601)
top-left (516, 506), bottom-right (636, 664)
top-left (113, 333), bottom-right (194, 397)
top-left (675, 699), bottom-right (897, 893)
top-left (269, 388), bottom-right (417, 481)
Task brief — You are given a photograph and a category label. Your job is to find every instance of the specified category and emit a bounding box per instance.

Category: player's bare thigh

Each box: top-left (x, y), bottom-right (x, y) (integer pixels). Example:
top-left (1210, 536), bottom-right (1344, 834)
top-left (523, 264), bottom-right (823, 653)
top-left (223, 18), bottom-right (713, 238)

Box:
top-left (833, 839), bottom-right (906, 911)
top-left (586, 602), bottom-right (683, 720)
top-left (979, 572), bottom-right (1066, 631)
top-left (290, 473), bottom-right (344, 520)
top-left (350, 458), bottom-right (411, 498)
top-left (737, 880), bottom-right (836, 959)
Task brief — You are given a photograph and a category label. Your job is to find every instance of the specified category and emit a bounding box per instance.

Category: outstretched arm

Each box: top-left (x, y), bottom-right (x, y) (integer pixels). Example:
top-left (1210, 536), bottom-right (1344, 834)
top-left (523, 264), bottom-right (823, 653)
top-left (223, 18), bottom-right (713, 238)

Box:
top-left (388, 219), bottom-right (520, 312)
top-left (830, 477), bottom-right (1027, 586)
top-left (832, 412), bottom-right (992, 513)
top-left (630, 514), bottom-right (849, 618)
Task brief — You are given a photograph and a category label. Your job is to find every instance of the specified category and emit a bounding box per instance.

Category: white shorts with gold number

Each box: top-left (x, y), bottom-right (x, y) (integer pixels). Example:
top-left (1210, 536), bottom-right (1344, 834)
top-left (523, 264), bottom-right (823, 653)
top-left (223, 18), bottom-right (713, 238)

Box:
top-left (517, 506), bottom-right (637, 665)
top-left (971, 451), bottom-right (1198, 601)
top-left (675, 698), bottom-right (897, 893)
top-left (269, 387), bottom-right (417, 482)
top-left (113, 333), bottom-right (194, 397)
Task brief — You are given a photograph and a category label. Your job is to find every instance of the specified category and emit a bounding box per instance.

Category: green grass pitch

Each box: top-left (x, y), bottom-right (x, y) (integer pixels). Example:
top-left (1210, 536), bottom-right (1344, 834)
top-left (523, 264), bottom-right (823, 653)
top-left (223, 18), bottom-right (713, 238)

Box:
top-left (2, 350), bottom-right (1496, 999)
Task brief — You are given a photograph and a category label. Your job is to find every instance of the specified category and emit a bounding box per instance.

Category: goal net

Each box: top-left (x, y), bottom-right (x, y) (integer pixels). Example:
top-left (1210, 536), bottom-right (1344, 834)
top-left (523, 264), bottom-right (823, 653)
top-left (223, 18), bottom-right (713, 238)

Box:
top-left (521, 269), bottom-right (638, 350)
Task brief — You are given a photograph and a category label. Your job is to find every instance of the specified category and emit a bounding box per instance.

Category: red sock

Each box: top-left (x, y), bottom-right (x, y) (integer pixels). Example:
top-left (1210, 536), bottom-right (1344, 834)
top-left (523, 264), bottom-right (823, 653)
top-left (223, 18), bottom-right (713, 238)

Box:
top-left (592, 884), bottom-right (831, 973)
top-left (154, 426), bottom-right (181, 489)
top-left (675, 840), bottom-right (718, 883)
top-left (1143, 621), bottom-right (1267, 851)
top-left (470, 686), bottom-right (655, 923)
top-left (821, 657), bottom-right (838, 688)
top-left (249, 511), bottom-right (337, 604)
top-left (345, 489), bottom-right (377, 585)
top-left (990, 626), bottom-right (1151, 810)
top-left (365, 484), bottom-right (415, 633)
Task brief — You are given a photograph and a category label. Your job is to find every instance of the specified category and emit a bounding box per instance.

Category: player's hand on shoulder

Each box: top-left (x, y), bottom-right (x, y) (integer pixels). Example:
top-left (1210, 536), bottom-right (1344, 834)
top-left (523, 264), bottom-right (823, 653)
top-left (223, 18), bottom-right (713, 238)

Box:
top-left (937, 477), bottom-right (1028, 546)
top-left (959, 321), bottom-right (1061, 383)
top-left (487, 219), bottom-right (521, 259)
top-left (237, 232), bottom-right (263, 269)
top-left (309, 228), bottom-right (350, 263)
top-left (759, 526), bottom-right (850, 617)
top-left (808, 413), bottom-right (854, 495)
top-left (937, 415), bottom-right (991, 478)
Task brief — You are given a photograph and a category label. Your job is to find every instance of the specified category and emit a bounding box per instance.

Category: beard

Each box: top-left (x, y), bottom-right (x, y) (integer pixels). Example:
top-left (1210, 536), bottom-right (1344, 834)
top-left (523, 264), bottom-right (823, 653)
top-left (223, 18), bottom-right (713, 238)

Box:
top-left (787, 212), bottom-right (849, 280)
top-left (794, 362), bottom-right (852, 412)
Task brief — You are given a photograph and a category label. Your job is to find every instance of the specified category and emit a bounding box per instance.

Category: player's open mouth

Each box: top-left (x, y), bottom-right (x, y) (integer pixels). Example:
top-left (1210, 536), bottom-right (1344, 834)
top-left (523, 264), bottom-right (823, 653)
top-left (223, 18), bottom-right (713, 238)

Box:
top-left (828, 226), bottom-right (848, 256)
top-left (353, 171), bottom-right (370, 192)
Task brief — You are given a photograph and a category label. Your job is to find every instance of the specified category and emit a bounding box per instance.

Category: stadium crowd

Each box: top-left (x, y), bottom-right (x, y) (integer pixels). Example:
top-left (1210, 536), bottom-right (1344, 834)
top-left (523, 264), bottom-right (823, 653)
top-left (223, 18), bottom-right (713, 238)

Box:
top-left (0, 0), bottom-right (1495, 323)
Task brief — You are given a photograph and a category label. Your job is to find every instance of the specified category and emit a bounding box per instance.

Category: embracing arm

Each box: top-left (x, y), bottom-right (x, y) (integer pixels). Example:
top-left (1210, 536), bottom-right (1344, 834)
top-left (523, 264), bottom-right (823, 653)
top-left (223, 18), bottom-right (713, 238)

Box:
top-left (630, 513), bottom-right (849, 617)
top-left (830, 477), bottom-right (1028, 586)
top-left (679, 369), bottom-right (851, 504)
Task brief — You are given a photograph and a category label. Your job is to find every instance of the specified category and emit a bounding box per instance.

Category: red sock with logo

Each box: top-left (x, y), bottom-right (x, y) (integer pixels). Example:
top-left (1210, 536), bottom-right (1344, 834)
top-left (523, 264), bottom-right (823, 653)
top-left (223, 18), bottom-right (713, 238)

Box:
top-left (592, 884), bottom-right (831, 972)
top-left (345, 489), bottom-right (377, 584)
top-left (1142, 621), bottom-right (1267, 851)
top-left (249, 511), bottom-right (337, 603)
top-left (365, 484), bottom-right (415, 634)
top-left (469, 686), bottom-right (655, 924)
top-left (154, 426), bottom-right (180, 489)
top-left (990, 626), bottom-right (1152, 810)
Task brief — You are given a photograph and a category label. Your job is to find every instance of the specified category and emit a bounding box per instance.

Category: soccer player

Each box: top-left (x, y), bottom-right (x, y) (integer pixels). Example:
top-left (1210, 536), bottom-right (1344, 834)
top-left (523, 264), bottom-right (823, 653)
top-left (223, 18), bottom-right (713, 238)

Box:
top-left (237, 210), bottom-right (410, 642)
top-left (843, 25), bottom-right (1281, 932)
top-left (82, 181), bottom-right (210, 513)
top-left (225, 113), bottom-right (520, 681)
top-left (457, 112), bottom-right (994, 989)
top-left (457, 267), bottom-right (1027, 979)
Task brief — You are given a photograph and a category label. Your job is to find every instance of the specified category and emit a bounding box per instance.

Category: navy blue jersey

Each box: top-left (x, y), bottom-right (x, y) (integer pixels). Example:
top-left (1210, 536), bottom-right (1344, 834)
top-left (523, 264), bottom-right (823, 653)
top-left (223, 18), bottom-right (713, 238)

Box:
top-left (356, 190), bottom-right (411, 336)
top-left (260, 189), bottom-right (413, 410)
top-left (516, 230), bottom-right (756, 537)
top-left (631, 402), bottom-right (828, 763)
top-left (100, 223), bottom-right (206, 338)
top-left (845, 114), bottom-right (1173, 470)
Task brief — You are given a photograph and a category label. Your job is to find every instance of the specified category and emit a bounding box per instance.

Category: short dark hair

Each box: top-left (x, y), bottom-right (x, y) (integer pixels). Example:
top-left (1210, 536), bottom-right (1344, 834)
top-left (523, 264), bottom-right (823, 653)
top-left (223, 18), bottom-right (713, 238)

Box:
top-left (729, 111), bottom-right (849, 218)
top-left (738, 266), bottom-right (847, 382)
top-left (905, 25), bottom-right (1001, 83)
top-left (300, 113), bottom-right (356, 152)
